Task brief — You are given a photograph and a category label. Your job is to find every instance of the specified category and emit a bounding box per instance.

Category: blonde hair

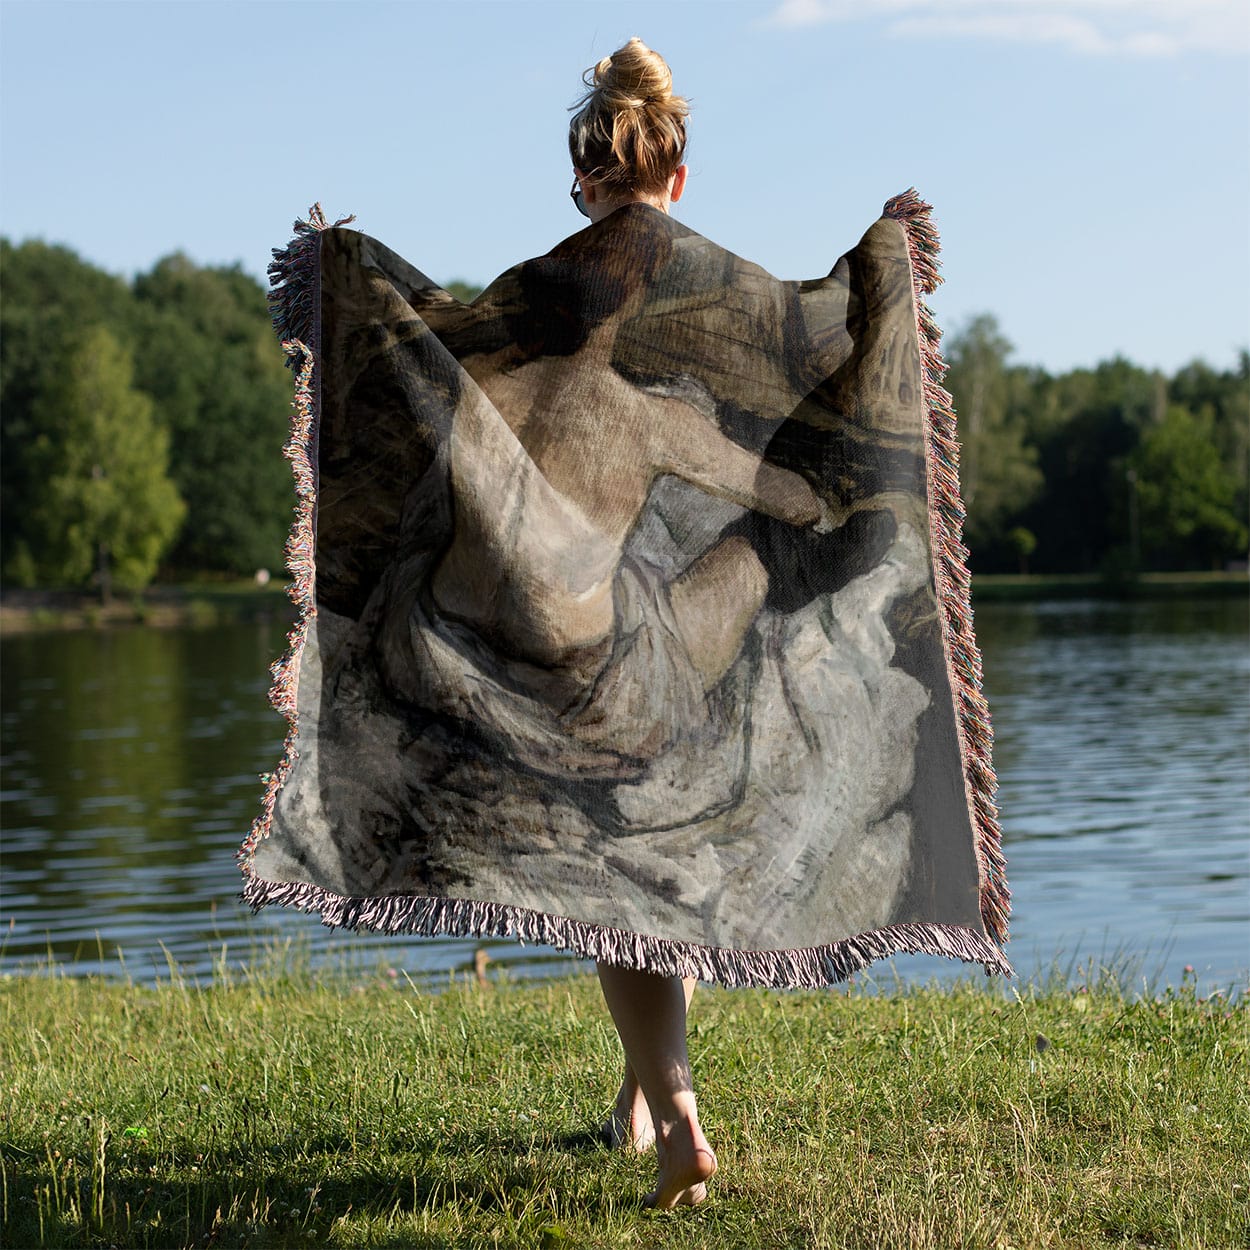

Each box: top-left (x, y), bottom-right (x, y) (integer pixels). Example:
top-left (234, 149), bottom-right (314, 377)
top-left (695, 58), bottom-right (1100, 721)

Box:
top-left (568, 37), bottom-right (688, 197)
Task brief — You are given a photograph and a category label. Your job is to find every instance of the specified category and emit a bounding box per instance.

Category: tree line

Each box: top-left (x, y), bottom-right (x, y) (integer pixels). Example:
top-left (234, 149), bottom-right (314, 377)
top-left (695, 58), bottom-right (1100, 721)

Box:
top-left (2, 239), bottom-right (295, 596)
top-left (945, 315), bottom-right (1247, 575)
top-left (1, 238), bottom-right (1246, 596)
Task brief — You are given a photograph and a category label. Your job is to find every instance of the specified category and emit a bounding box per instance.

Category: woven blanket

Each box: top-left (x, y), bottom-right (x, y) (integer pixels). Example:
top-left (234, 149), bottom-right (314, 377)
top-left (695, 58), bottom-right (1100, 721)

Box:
top-left (238, 192), bottom-right (1011, 987)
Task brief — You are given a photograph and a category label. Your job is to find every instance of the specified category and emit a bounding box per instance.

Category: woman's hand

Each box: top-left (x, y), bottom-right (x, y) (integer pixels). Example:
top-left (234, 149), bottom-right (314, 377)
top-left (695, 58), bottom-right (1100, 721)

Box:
top-left (811, 496), bottom-right (846, 535)
top-left (772, 476), bottom-right (845, 533)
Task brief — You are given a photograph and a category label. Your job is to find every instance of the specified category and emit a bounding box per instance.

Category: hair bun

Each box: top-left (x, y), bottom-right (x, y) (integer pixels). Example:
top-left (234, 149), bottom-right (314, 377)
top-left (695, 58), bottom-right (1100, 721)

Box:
top-left (569, 38), bottom-right (689, 196)
top-left (594, 36), bottom-right (673, 109)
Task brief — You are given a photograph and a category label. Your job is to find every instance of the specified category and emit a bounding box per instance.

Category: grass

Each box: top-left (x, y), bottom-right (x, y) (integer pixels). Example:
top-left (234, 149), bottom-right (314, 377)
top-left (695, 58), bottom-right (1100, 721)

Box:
top-left (1, 959), bottom-right (1246, 1250)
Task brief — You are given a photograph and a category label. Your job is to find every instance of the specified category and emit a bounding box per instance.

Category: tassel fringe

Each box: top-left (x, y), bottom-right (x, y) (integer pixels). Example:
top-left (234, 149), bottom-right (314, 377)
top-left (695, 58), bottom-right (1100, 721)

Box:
top-left (265, 203), bottom-right (355, 365)
top-left (237, 203), bottom-right (349, 873)
top-left (239, 197), bottom-right (1013, 987)
top-left (241, 872), bottom-right (1013, 987)
top-left (883, 188), bottom-right (1011, 947)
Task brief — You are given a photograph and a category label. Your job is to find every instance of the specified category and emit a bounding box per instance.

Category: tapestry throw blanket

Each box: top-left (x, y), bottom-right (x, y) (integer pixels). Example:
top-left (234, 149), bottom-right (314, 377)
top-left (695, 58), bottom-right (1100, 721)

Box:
top-left (239, 191), bottom-right (1012, 987)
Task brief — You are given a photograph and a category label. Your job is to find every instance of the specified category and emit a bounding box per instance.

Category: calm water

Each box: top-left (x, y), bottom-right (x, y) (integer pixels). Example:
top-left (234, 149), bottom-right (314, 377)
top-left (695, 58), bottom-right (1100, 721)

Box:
top-left (2, 598), bottom-right (1247, 992)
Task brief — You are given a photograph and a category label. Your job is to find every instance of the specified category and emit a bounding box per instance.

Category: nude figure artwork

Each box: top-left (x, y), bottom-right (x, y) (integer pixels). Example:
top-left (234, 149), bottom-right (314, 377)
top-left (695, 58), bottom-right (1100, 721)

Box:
top-left (244, 199), bottom-right (1006, 982)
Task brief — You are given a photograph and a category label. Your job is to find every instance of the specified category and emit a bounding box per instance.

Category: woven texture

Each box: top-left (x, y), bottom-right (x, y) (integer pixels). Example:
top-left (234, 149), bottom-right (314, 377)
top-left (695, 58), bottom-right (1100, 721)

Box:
top-left (239, 194), bottom-right (1011, 987)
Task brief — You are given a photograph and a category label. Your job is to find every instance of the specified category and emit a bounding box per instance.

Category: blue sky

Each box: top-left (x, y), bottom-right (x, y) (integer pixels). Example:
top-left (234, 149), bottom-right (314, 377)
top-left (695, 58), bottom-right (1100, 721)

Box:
top-left (2, 0), bottom-right (1247, 374)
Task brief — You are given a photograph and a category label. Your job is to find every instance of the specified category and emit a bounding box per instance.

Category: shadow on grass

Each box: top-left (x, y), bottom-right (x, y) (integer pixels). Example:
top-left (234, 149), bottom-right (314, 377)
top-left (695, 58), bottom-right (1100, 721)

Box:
top-left (4, 1126), bottom-right (637, 1250)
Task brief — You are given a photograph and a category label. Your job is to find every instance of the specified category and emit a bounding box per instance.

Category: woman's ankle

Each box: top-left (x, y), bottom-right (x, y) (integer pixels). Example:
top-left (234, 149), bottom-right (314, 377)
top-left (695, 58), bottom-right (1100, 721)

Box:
top-left (649, 1089), bottom-right (700, 1135)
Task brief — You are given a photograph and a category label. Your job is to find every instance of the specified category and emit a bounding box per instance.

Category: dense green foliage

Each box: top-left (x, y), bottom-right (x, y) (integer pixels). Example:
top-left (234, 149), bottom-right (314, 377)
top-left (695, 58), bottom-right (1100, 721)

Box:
top-left (2, 235), bottom-right (1245, 592)
top-left (1, 240), bottom-right (294, 589)
top-left (1, 964), bottom-right (1245, 1249)
top-left (128, 256), bottom-right (295, 575)
top-left (944, 317), bottom-right (1248, 573)
top-left (16, 326), bottom-right (185, 595)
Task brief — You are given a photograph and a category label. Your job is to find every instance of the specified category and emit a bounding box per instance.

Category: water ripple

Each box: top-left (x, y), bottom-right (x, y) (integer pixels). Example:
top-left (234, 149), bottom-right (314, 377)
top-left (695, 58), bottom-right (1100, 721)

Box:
top-left (1, 601), bottom-right (1246, 991)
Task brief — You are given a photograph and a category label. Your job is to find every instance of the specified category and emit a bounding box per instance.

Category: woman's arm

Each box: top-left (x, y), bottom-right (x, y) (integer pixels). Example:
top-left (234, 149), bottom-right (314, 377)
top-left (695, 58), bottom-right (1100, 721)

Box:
top-left (654, 398), bottom-right (829, 527)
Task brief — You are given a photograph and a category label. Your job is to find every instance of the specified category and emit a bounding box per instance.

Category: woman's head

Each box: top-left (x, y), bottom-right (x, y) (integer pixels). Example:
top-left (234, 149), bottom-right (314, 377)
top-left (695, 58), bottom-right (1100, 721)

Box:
top-left (568, 38), bottom-right (688, 199)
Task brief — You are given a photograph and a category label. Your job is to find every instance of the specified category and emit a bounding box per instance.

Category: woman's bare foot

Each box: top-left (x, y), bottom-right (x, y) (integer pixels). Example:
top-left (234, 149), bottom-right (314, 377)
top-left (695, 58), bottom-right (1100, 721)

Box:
top-left (645, 1115), bottom-right (717, 1209)
top-left (601, 1073), bottom-right (655, 1151)
top-left (595, 967), bottom-right (711, 1207)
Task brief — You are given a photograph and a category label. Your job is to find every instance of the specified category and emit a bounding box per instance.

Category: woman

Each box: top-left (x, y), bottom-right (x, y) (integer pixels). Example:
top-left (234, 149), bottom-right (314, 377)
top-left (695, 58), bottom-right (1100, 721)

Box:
top-left (245, 31), bottom-right (1010, 1221)
top-left (547, 37), bottom-right (719, 1209)
top-left (432, 36), bottom-right (773, 1206)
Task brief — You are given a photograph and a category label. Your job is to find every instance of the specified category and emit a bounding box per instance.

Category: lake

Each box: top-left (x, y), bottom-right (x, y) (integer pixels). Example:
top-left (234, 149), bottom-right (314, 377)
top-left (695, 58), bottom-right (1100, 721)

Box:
top-left (2, 596), bottom-right (1246, 994)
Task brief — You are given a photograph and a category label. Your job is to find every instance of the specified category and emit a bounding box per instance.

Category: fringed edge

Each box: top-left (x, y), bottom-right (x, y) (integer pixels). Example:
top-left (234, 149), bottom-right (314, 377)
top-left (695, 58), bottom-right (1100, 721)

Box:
top-left (236, 340), bottom-right (316, 872)
top-left (241, 873), bottom-right (1014, 988)
top-left (265, 203), bottom-right (355, 369)
top-left (238, 205), bottom-right (350, 874)
top-left (883, 188), bottom-right (1011, 947)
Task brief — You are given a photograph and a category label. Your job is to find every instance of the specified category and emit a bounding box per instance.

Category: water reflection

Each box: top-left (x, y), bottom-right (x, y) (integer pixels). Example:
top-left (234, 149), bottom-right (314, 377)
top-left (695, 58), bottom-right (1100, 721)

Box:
top-left (1, 597), bottom-right (1246, 991)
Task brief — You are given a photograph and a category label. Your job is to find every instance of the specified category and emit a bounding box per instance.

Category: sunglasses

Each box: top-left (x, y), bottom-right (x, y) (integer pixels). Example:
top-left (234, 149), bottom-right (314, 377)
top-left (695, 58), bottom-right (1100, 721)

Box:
top-left (570, 176), bottom-right (589, 219)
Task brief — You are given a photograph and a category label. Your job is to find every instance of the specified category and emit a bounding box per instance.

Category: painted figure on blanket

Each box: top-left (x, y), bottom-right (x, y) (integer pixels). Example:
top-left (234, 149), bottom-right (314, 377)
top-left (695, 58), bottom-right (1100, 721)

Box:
top-left (404, 220), bottom-right (892, 770)
top-left (427, 267), bottom-right (839, 695)
top-left (339, 162), bottom-right (923, 788)
top-left (284, 200), bottom-right (937, 897)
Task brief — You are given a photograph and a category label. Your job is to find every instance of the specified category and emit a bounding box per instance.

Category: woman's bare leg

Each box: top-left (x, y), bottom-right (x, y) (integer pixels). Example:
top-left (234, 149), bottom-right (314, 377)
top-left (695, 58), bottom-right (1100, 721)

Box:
top-left (602, 977), bottom-right (696, 1151)
top-left (596, 964), bottom-right (717, 1208)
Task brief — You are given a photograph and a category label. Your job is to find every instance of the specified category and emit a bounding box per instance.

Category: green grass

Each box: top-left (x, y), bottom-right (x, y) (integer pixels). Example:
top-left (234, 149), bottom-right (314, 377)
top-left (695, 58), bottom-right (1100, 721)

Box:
top-left (1, 960), bottom-right (1246, 1249)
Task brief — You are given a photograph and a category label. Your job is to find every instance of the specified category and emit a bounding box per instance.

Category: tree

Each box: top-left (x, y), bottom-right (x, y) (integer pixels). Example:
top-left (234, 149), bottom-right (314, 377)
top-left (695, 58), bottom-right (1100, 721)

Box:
top-left (1021, 357), bottom-right (1162, 572)
top-left (943, 315), bottom-right (1043, 564)
top-left (1169, 353), bottom-right (1250, 537)
top-left (445, 279), bottom-right (483, 303)
top-left (24, 326), bottom-right (185, 597)
top-left (1007, 526), bottom-right (1037, 574)
top-left (1, 238), bottom-right (140, 580)
top-left (1129, 405), bottom-right (1246, 570)
top-left (131, 255), bottom-right (293, 574)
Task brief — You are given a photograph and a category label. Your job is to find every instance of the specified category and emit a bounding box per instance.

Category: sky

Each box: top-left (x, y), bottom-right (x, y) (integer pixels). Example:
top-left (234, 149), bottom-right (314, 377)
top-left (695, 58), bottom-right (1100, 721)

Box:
top-left (1, 0), bottom-right (1247, 376)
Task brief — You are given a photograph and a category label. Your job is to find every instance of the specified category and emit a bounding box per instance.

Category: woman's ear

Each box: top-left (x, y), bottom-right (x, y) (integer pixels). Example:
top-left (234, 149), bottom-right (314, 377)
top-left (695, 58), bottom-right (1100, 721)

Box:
top-left (669, 164), bottom-right (688, 203)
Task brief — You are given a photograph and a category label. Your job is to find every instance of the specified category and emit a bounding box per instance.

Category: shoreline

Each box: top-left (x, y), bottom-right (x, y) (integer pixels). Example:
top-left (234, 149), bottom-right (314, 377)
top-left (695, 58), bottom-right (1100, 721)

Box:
top-left (969, 569), bottom-right (1248, 602)
top-left (0, 582), bottom-right (294, 635)
top-left (1, 571), bottom-right (1245, 635)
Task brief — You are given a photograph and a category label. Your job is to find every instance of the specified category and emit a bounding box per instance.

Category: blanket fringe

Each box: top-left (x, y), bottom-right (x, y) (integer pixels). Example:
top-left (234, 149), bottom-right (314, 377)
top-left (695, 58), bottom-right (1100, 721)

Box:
top-left (265, 203), bottom-right (355, 364)
top-left (238, 204), bottom-right (348, 872)
top-left (241, 873), bottom-right (1013, 987)
top-left (883, 189), bottom-right (1011, 947)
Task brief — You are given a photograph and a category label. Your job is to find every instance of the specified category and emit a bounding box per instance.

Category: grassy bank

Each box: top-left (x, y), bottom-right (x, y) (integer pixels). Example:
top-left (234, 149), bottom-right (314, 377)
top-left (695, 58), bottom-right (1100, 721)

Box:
top-left (2, 966), bottom-right (1245, 1249)
top-left (0, 582), bottom-right (293, 634)
top-left (970, 570), bottom-right (1248, 602)
top-left (1, 571), bottom-right (1244, 633)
